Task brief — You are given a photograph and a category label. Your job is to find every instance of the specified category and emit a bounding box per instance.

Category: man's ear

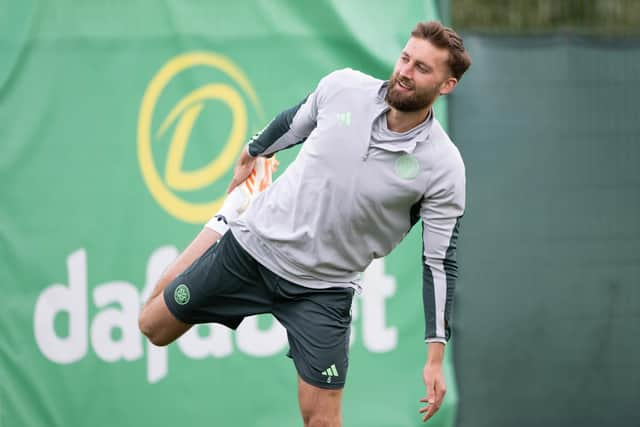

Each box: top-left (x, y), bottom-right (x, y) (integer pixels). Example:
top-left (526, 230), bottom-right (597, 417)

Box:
top-left (439, 77), bottom-right (458, 95)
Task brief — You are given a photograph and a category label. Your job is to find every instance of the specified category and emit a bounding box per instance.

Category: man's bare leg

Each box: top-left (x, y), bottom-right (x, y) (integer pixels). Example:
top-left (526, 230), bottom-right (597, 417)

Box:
top-left (138, 228), bottom-right (222, 345)
top-left (142, 228), bottom-right (223, 309)
top-left (298, 376), bottom-right (343, 427)
top-left (138, 155), bottom-right (278, 346)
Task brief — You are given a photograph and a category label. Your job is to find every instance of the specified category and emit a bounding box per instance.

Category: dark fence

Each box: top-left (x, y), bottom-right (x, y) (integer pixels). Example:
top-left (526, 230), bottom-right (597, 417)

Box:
top-left (451, 34), bottom-right (640, 427)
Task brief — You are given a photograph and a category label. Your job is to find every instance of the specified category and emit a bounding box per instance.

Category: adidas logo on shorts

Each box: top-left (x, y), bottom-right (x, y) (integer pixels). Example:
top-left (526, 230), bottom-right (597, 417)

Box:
top-left (321, 364), bottom-right (339, 383)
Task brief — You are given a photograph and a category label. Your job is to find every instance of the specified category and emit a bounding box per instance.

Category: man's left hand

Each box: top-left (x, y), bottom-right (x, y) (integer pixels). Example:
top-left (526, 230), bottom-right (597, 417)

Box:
top-left (419, 359), bottom-right (446, 422)
top-left (227, 147), bottom-right (257, 194)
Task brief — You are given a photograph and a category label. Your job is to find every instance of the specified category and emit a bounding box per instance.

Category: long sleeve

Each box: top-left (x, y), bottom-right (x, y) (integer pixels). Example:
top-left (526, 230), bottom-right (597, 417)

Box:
top-left (420, 157), bottom-right (466, 343)
top-left (247, 73), bottom-right (333, 157)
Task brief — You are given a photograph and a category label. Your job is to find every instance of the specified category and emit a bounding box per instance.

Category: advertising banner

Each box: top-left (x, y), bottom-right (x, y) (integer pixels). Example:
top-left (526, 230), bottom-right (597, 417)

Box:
top-left (0, 1), bottom-right (456, 426)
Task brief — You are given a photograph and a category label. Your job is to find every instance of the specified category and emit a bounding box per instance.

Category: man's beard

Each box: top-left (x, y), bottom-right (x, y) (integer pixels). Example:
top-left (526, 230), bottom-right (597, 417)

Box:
top-left (385, 73), bottom-right (440, 112)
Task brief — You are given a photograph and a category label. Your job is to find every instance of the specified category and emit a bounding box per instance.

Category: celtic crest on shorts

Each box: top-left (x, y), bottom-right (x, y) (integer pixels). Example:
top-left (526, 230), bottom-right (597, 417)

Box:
top-left (174, 284), bottom-right (190, 305)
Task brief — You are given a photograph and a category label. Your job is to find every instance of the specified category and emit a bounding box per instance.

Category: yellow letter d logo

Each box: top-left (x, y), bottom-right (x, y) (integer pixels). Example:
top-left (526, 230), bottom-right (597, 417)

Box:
top-left (137, 52), bottom-right (263, 223)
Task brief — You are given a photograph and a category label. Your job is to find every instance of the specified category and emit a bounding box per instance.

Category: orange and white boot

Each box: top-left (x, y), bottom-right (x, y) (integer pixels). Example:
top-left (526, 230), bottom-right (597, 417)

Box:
top-left (205, 156), bottom-right (278, 235)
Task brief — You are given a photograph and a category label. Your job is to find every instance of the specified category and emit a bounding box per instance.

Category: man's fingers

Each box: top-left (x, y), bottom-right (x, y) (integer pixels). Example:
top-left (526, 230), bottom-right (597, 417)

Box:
top-left (226, 147), bottom-right (258, 193)
top-left (436, 385), bottom-right (447, 407)
top-left (419, 400), bottom-right (437, 422)
top-left (418, 402), bottom-right (432, 413)
top-left (419, 380), bottom-right (445, 422)
top-left (226, 178), bottom-right (241, 194)
top-left (432, 375), bottom-right (446, 408)
top-left (424, 377), bottom-right (435, 407)
top-left (421, 363), bottom-right (446, 422)
top-left (226, 166), bottom-right (253, 193)
top-left (419, 388), bottom-right (437, 423)
top-left (226, 181), bottom-right (238, 194)
top-left (419, 400), bottom-right (440, 422)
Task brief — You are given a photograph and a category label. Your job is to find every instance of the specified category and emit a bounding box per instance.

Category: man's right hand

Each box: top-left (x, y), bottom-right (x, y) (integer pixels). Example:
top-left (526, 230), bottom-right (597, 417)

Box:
top-left (227, 147), bottom-right (257, 193)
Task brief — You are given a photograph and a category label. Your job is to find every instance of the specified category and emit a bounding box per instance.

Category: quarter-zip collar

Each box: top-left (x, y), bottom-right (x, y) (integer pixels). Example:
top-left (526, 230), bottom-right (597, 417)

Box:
top-left (371, 81), bottom-right (434, 154)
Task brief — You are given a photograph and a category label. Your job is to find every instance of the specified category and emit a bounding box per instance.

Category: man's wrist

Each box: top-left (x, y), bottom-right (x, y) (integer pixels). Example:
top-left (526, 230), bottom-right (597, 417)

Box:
top-left (426, 341), bottom-right (445, 366)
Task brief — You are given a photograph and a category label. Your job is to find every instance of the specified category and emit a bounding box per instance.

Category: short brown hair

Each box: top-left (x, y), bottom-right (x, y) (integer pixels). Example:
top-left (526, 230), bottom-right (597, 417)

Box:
top-left (411, 21), bottom-right (471, 80)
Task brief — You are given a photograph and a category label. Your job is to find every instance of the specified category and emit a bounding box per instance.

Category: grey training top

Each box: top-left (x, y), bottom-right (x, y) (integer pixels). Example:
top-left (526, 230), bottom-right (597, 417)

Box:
top-left (230, 68), bottom-right (465, 343)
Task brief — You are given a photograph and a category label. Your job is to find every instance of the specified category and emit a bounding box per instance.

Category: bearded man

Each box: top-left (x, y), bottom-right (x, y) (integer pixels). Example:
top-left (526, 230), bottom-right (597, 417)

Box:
top-left (139, 20), bottom-right (471, 427)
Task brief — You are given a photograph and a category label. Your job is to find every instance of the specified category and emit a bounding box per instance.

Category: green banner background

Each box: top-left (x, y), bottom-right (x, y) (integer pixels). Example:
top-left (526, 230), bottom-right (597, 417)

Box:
top-left (0, 1), bottom-right (457, 426)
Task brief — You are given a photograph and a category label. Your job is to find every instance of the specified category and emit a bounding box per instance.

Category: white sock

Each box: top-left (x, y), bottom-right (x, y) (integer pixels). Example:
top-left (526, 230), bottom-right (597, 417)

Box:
top-left (204, 186), bottom-right (251, 235)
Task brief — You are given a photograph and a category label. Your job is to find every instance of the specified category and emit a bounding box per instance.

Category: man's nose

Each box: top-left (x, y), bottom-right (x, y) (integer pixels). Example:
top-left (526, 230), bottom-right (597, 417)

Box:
top-left (398, 62), bottom-right (414, 79)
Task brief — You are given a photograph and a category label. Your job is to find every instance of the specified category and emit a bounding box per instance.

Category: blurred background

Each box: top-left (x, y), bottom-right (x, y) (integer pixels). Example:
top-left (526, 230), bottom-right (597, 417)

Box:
top-left (1, 1), bottom-right (638, 426)
top-left (449, 1), bottom-right (639, 426)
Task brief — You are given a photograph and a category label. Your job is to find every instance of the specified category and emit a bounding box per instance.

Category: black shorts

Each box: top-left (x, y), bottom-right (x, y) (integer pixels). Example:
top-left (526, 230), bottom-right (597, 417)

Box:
top-left (164, 231), bottom-right (355, 390)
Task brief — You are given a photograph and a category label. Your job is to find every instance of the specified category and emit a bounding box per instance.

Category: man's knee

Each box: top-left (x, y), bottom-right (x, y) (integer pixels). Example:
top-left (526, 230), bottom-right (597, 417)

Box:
top-left (138, 305), bottom-right (168, 346)
top-left (299, 380), bottom-right (342, 427)
top-left (138, 295), bottom-right (187, 346)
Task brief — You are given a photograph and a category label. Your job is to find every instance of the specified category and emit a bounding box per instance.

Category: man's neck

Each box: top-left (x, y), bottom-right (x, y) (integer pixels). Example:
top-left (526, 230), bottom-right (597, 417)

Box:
top-left (386, 107), bottom-right (431, 133)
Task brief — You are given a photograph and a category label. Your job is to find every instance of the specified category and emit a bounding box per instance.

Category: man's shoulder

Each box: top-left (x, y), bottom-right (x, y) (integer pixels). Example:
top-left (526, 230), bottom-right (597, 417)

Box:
top-left (429, 118), bottom-right (465, 172)
top-left (320, 68), bottom-right (382, 93)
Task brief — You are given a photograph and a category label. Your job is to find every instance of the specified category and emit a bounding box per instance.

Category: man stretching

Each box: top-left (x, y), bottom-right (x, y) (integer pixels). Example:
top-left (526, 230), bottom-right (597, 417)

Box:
top-left (139, 21), bottom-right (471, 426)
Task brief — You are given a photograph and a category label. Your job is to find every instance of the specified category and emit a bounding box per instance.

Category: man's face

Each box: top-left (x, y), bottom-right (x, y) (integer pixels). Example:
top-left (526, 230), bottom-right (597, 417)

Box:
top-left (386, 37), bottom-right (456, 112)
